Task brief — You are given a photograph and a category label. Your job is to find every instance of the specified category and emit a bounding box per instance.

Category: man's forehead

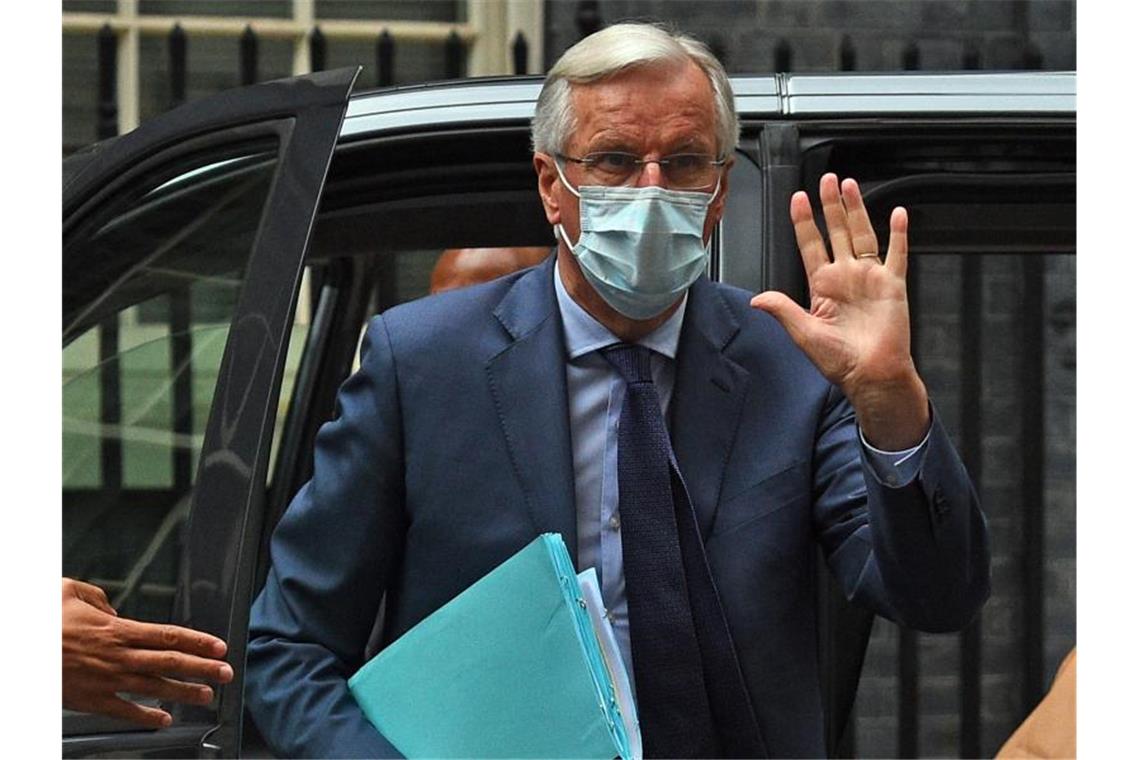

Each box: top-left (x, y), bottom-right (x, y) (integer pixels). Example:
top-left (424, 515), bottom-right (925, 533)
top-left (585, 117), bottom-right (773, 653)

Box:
top-left (566, 60), bottom-right (717, 148)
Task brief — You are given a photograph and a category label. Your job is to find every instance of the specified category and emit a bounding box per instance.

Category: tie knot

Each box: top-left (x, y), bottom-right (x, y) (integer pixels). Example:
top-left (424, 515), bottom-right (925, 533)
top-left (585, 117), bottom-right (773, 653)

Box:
top-left (603, 343), bottom-right (654, 384)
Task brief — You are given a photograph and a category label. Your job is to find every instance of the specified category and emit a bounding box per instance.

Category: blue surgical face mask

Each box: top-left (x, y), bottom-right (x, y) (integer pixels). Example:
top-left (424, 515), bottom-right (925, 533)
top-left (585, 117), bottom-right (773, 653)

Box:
top-left (555, 163), bottom-right (718, 321)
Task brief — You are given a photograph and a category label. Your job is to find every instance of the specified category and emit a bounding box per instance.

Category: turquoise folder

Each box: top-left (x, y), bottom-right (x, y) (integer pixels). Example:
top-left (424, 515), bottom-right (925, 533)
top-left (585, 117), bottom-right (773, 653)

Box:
top-left (347, 533), bottom-right (635, 758)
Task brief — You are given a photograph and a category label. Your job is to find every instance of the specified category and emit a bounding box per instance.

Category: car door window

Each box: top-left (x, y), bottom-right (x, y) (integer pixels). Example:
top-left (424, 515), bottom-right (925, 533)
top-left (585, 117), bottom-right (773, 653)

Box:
top-left (62, 68), bottom-right (357, 759)
top-left (63, 147), bottom-right (276, 624)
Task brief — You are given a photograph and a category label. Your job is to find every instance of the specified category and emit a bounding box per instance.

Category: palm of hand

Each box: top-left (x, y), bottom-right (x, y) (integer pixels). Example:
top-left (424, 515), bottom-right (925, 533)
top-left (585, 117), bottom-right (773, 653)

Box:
top-left (802, 252), bottom-right (913, 390)
top-left (753, 173), bottom-right (915, 394)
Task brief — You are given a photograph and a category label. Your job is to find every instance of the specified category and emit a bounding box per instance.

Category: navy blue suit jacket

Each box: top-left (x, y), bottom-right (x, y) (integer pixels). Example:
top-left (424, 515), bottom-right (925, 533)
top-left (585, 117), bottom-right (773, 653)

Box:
top-left (246, 255), bottom-right (990, 758)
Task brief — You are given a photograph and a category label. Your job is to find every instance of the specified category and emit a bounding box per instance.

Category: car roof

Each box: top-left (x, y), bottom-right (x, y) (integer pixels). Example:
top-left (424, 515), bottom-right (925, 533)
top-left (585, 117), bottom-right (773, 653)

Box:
top-left (340, 71), bottom-right (1075, 140)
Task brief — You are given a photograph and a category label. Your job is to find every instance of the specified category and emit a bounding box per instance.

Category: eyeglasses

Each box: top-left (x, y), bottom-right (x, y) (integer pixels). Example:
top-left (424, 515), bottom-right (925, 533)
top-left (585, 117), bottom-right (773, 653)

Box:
top-left (555, 151), bottom-right (727, 191)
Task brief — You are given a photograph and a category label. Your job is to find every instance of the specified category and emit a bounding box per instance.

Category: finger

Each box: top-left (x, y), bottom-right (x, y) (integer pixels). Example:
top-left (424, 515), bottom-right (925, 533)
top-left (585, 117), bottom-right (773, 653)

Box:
top-left (117, 673), bottom-right (217, 707)
top-left (750, 291), bottom-right (821, 352)
top-left (86, 694), bottom-right (173, 729)
top-left (115, 619), bottom-right (227, 659)
top-left (840, 178), bottom-right (879, 260)
top-left (68, 579), bottom-right (117, 616)
top-left (819, 173), bottom-right (853, 260)
top-left (885, 206), bottom-right (909, 277)
top-left (123, 648), bottom-right (234, 683)
top-left (789, 191), bottom-right (829, 277)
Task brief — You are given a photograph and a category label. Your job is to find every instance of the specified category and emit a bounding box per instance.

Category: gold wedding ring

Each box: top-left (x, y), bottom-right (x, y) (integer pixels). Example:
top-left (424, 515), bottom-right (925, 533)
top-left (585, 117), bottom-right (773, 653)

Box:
top-left (856, 252), bottom-right (879, 260)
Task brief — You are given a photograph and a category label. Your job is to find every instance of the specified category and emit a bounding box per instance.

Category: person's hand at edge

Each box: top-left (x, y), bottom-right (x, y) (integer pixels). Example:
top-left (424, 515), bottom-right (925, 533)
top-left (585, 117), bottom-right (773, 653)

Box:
top-left (62, 577), bottom-right (234, 728)
top-left (751, 173), bottom-right (930, 450)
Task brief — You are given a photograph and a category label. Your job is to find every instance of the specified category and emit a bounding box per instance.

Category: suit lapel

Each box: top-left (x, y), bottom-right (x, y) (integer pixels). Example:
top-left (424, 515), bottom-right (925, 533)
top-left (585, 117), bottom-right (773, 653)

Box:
top-left (670, 277), bottom-right (751, 539)
top-left (486, 257), bottom-right (579, 565)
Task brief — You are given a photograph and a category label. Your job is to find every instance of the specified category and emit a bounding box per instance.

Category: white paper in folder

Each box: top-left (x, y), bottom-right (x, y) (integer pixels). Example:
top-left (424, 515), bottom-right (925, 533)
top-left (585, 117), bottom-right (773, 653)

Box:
top-left (577, 569), bottom-right (643, 760)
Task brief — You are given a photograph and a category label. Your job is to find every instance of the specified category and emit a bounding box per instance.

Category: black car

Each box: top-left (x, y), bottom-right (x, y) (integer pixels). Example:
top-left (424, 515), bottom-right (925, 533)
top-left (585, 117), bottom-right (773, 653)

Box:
top-left (62, 67), bottom-right (1076, 757)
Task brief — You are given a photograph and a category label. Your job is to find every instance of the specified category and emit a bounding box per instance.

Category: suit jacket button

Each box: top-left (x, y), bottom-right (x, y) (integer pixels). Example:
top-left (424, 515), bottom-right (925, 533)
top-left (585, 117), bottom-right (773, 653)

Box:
top-left (933, 488), bottom-right (947, 514)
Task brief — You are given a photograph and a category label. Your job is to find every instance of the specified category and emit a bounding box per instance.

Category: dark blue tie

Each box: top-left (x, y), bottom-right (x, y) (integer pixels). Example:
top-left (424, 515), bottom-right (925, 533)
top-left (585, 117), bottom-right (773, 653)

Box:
top-left (605, 343), bottom-right (766, 759)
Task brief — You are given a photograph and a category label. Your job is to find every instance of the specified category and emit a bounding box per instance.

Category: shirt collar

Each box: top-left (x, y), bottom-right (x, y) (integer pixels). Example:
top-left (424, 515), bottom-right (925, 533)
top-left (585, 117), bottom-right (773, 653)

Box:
top-left (553, 258), bottom-right (687, 361)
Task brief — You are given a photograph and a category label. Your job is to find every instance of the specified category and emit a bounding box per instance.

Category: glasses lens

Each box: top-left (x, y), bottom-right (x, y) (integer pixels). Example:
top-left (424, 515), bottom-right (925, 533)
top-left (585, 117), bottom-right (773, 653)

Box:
top-left (582, 152), bottom-right (639, 186)
top-left (664, 153), bottom-right (718, 190)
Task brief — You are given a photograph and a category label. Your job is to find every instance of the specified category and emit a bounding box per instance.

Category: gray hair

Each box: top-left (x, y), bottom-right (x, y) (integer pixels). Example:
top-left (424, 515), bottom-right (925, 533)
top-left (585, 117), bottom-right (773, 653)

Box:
top-left (531, 23), bottom-right (739, 158)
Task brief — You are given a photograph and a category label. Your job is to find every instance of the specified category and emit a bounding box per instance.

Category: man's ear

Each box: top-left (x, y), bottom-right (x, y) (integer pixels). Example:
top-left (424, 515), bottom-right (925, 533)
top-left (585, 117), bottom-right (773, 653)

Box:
top-left (534, 153), bottom-right (562, 227)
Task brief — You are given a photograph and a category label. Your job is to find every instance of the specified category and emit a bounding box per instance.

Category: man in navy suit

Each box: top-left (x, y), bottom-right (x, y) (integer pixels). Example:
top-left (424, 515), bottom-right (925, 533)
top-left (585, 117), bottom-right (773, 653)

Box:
top-left (246, 22), bottom-right (989, 758)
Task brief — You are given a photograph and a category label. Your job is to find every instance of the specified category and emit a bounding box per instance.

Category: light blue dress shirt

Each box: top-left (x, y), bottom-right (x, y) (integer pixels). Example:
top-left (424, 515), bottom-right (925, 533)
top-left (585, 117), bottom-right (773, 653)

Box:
top-left (552, 261), bottom-right (928, 690)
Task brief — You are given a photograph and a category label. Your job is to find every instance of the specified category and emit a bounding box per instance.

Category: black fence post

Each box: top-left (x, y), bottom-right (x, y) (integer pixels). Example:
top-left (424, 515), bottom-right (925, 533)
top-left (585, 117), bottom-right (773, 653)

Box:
top-left (512, 31), bottom-right (528, 75)
top-left (97, 314), bottom-right (122, 496)
top-left (576, 0), bottom-right (603, 39)
top-left (305, 24), bottom-right (327, 309)
top-left (310, 26), bottom-right (326, 72)
top-left (167, 18), bottom-right (194, 486)
top-left (839, 35), bottom-right (856, 71)
top-left (898, 251), bottom-right (922, 760)
top-left (1022, 41), bottom-right (1044, 70)
top-left (963, 42), bottom-right (981, 70)
top-left (241, 24), bottom-right (258, 85)
top-left (97, 23), bottom-right (118, 140)
top-left (902, 42), bottom-right (920, 70)
top-left (376, 29), bottom-right (394, 87)
top-left (898, 629), bottom-right (919, 758)
top-left (775, 38), bottom-right (792, 73)
top-left (707, 34), bottom-right (728, 69)
top-left (96, 22), bottom-right (122, 495)
top-left (1020, 256), bottom-right (1046, 719)
top-left (169, 23), bottom-right (187, 106)
top-left (444, 29), bottom-right (464, 79)
top-left (959, 257), bottom-right (984, 760)
top-left (170, 289), bottom-right (193, 492)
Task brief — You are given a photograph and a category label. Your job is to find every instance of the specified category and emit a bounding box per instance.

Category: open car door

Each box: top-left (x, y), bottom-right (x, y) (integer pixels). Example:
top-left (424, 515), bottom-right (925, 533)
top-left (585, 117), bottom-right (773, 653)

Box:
top-left (62, 67), bottom-right (358, 757)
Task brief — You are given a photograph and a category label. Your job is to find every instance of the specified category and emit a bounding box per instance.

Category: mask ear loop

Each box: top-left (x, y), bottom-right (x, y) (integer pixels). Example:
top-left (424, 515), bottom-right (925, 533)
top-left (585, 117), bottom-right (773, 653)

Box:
top-left (551, 156), bottom-right (581, 247)
top-left (552, 157), bottom-right (582, 199)
top-left (703, 176), bottom-right (723, 207)
top-left (696, 176), bottom-right (723, 251)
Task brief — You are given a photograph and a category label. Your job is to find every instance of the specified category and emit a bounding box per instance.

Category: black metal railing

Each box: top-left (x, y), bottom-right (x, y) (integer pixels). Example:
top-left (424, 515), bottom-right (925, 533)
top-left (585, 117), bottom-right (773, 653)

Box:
top-left (84, 17), bottom-right (1052, 147)
top-left (85, 22), bottom-right (488, 141)
top-left (899, 244), bottom-right (1062, 759)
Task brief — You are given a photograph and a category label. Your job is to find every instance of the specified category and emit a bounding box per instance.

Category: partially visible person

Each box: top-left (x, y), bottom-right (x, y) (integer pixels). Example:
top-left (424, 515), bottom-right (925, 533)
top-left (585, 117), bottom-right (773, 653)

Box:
top-left (62, 577), bottom-right (234, 728)
top-left (996, 648), bottom-right (1076, 759)
top-left (429, 246), bottom-right (550, 294)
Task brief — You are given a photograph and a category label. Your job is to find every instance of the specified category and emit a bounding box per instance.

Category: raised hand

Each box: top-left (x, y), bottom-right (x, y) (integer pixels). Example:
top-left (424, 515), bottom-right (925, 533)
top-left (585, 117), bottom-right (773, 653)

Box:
top-left (750, 173), bottom-right (929, 449)
top-left (62, 578), bottom-right (234, 728)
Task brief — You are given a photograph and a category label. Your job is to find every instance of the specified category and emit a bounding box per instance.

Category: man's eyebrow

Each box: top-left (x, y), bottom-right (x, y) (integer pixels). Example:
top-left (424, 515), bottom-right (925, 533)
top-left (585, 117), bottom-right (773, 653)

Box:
top-left (668, 138), bottom-right (713, 153)
top-left (582, 134), bottom-right (713, 154)
top-left (585, 137), bottom-right (636, 153)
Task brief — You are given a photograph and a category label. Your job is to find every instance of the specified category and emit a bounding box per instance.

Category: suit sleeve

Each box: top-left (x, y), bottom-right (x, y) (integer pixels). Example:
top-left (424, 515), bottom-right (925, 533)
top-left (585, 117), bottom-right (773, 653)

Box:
top-left (813, 385), bottom-right (991, 632)
top-left (245, 315), bottom-right (407, 758)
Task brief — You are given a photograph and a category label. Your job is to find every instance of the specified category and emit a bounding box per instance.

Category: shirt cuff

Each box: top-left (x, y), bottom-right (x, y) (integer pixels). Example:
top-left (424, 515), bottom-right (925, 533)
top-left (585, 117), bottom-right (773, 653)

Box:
top-left (859, 424), bottom-right (932, 486)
